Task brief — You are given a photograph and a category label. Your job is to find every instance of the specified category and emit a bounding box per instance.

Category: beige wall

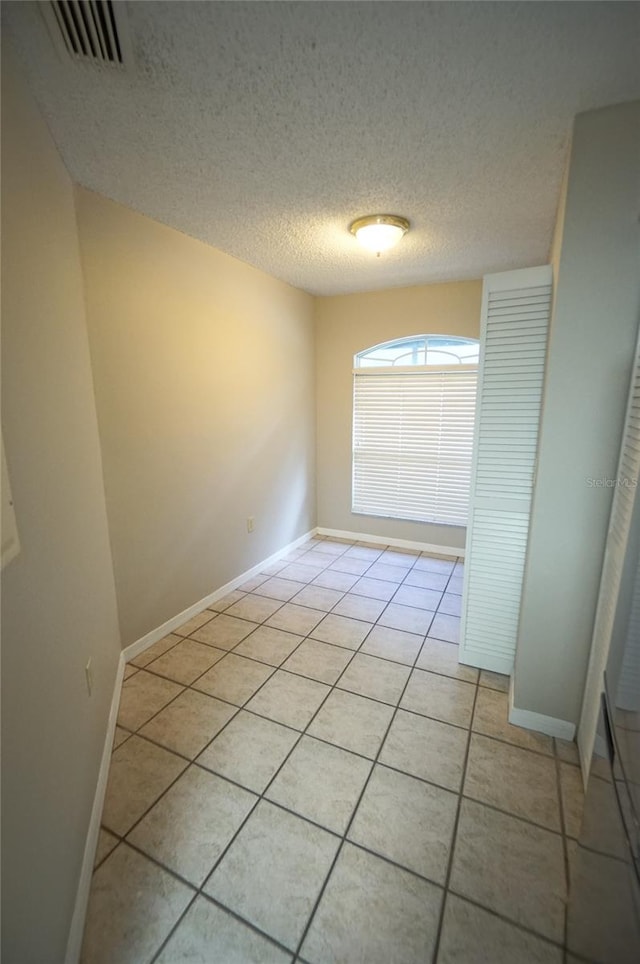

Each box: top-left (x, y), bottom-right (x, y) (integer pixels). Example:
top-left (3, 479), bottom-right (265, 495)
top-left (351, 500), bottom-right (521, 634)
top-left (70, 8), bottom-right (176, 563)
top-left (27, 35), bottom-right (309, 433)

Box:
top-left (76, 190), bottom-right (316, 646)
top-left (1, 48), bottom-right (121, 962)
top-left (515, 101), bottom-right (640, 730)
top-left (315, 281), bottom-right (482, 548)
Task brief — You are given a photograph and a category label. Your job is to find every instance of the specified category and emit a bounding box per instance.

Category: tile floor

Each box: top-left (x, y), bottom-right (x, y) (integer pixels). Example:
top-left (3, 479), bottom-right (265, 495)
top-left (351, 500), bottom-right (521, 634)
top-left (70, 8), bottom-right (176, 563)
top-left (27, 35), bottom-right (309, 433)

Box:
top-left (81, 536), bottom-right (584, 964)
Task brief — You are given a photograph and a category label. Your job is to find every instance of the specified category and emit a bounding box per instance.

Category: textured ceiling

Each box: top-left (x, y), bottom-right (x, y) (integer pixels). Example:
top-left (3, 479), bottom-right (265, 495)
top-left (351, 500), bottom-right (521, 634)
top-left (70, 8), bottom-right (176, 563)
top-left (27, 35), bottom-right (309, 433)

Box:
top-left (4, 1), bottom-right (640, 295)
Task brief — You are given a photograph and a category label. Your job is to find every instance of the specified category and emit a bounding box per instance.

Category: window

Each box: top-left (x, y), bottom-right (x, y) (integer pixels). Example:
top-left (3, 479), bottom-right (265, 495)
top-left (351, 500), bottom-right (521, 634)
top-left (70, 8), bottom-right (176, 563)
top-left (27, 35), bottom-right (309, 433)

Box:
top-left (352, 335), bottom-right (479, 526)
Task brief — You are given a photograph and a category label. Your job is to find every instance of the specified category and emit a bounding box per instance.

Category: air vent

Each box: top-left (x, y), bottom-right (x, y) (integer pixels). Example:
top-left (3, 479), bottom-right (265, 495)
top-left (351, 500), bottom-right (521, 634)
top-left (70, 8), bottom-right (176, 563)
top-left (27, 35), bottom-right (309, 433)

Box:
top-left (41, 1), bottom-right (132, 69)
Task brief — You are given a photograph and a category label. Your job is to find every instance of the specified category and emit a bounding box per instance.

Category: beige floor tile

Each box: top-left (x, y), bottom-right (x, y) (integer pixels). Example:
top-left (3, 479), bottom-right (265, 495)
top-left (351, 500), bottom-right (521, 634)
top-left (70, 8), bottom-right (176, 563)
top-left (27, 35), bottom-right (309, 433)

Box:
top-left (360, 624), bottom-right (424, 665)
top-left (197, 709), bottom-right (298, 792)
top-left (113, 725), bottom-right (131, 749)
top-left (328, 556), bottom-right (371, 576)
top-left (450, 799), bottom-right (566, 942)
top-left (479, 669), bottom-right (510, 693)
top-left (145, 638), bottom-right (226, 685)
top-left (378, 602), bottom-right (434, 635)
top-left (350, 576), bottom-right (398, 601)
top-left (415, 639), bottom-right (479, 683)
top-left (226, 593), bottom-right (284, 623)
top-left (174, 610), bottom-right (215, 637)
top-left (580, 774), bottom-right (627, 859)
top-left (282, 638), bottom-right (353, 684)
top-left (559, 760), bottom-right (585, 838)
top-left (245, 669), bottom-right (330, 730)
top-left (348, 764), bottom-right (457, 884)
top-left (311, 612), bottom-right (373, 649)
top-left (437, 894), bottom-right (563, 964)
top-left (191, 613), bottom-right (259, 650)
top-left (566, 843), bottom-right (637, 963)
top-left (438, 592), bottom-right (462, 617)
top-left (266, 603), bottom-right (325, 635)
top-left (380, 549), bottom-right (419, 567)
top-left (127, 765), bottom-right (257, 885)
top-left (278, 561), bottom-right (326, 582)
top-left (140, 689), bottom-right (237, 758)
top-left (238, 574), bottom-right (269, 592)
top-left (380, 710), bottom-right (467, 791)
top-left (207, 589), bottom-right (246, 612)
top-left (253, 576), bottom-right (306, 601)
top-left (308, 689), bottom-right (394, 759)
top-left (260, 561), bottom-right (287, 576)
top-left (301, 842), bottom-right (442, 964)
top-left (555, 737), bottom-right (580, 766)
top-left (291, 585), bottom-right (345, 612)
top-left (155, 896), bottom-right (292, 964)
top-left (332, 593), bottom-right (386, 621)
top-left (296, 550), bottom-right (333, 566)
top-left (130, 634), bottom-right (182, 668)
top-left (400, 669), bottom-right (476, 728)
top-left (344, 545), bottom-right (384, 561)
top-left (116, 670), bottom-right (183, 731)
top-left (404, 568), bottom-right (450, 590)
top-left (464, 734), bottom-right (561, 831)
top-left (193, 652), bottom-right (274, 705)
top-left (363, 562), bottom-right (406, 583)
top-left (80, 843), bottom-right (193, 964)
top-left (473, 688), bottom-right (553, 756)
top-left (429, 612), bottom-right (461, 644)
top-left (94, 828), bottom-right (118, 868)
top-left (392, 584), bottom-right (443, 611)
top-left (123, 663), bottom-right (139, 680)
top-left (233, 625), bottom-right (304, 666)
top-left (280, 547), bottom-right (310, 562)
top-left (102, 735), bottom-right (187, 836)
top-left (312, 569), bottom-right (359, 592)
top-left (337, 652), bottom-right (410, 705)
top-left (266, 736), bottom-right (372, 834)
top-left (308, 540), bottom-right (349, 557)
top-left (413, 556), bottom-right (455, 574)
top-left (205, 801), bottom-right (339, 950)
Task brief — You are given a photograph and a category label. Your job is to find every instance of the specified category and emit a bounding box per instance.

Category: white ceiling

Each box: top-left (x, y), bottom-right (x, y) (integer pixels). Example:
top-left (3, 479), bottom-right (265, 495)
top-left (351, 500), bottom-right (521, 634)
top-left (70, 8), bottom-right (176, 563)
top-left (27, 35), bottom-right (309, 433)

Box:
top-left (4, 1), bottom-right (640, 295)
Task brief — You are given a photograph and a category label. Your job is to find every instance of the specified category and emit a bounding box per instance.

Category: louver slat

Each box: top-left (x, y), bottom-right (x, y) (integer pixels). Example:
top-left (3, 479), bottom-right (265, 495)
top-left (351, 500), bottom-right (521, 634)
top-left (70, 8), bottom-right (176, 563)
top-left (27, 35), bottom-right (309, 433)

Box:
top-left (460, 267), bottom-right (552, 674)
top-left (580, 339), bottom-right (640, 739)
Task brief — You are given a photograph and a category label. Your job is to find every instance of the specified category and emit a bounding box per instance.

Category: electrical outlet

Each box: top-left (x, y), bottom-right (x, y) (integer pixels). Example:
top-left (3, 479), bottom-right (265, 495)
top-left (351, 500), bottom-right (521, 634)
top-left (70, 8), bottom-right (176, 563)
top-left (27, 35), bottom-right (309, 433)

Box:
top-left (85, 658), bottom-right (93, 696)
top-left (246, 516), bottom-right (255, 533)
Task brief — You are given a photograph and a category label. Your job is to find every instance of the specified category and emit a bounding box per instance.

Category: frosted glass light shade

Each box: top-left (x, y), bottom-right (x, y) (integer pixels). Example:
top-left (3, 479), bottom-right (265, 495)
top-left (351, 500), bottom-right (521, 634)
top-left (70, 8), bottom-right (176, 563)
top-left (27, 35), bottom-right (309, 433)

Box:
top-left (350, 215), bottom-right (409, 254)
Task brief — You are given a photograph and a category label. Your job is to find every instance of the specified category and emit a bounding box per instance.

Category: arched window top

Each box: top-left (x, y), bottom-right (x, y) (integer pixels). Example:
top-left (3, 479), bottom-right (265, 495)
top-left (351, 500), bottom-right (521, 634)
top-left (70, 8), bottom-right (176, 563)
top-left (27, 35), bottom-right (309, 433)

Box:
top-left (354, 335), bottom-right (479, 368)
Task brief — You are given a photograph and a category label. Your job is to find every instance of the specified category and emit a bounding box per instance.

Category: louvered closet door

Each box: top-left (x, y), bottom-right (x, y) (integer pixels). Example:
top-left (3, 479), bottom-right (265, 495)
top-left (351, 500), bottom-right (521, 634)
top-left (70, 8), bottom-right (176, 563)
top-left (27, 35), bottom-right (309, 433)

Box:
top-left (460, 266), bottom-right (552, 674)
top-left (580, 335), bottom-right (640, 745)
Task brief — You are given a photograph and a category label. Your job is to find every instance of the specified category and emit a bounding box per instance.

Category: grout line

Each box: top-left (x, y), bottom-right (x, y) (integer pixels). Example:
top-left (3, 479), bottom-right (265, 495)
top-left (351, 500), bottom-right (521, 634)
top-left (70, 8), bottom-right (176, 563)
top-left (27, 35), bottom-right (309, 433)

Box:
top-left (553, 738), bottom-right (572, 961)
top-left (146, 632), bottom-right (362, 961)
top-left (430, 676), bottom-right (480, 963)
top-left (97, 543), bottom-right (521, 964)
top-left (444, 890), bottom-right (567, 954)
top-left (291, 610), bottom-right (440, 961)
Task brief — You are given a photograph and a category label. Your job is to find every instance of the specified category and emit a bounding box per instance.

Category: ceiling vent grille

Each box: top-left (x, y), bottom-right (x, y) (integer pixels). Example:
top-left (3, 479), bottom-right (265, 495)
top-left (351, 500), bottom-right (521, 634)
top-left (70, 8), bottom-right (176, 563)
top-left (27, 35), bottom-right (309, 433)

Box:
top-left (42, 1), bottom-right (132, 69)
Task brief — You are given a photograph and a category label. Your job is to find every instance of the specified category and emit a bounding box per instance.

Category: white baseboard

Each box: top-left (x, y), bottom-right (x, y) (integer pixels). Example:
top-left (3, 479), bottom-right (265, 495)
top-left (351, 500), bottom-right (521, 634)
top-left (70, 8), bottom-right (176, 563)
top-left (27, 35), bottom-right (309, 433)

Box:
top-left (123, 528), bottom-right (318, 663)
top-left (508, 676), bottom-right (576, 741)
top-left (65, 652), bottom-right (125, 964)
top-left (66, 526), bottom-right (320, 959)
top-left (316, 527), bottom-right (464, 559)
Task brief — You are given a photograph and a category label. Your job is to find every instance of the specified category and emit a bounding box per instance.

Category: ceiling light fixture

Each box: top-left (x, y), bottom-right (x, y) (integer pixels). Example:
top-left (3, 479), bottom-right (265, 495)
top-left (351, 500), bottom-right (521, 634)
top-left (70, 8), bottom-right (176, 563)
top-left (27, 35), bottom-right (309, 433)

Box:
top-left (350, 214), bottom-right (410, 256)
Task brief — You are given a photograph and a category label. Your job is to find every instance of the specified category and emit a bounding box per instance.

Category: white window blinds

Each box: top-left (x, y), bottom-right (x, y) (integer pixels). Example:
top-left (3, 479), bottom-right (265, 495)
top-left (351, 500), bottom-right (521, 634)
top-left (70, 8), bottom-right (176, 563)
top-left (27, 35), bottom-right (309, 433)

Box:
top-left (352, 368), bottom-right (478, 526)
